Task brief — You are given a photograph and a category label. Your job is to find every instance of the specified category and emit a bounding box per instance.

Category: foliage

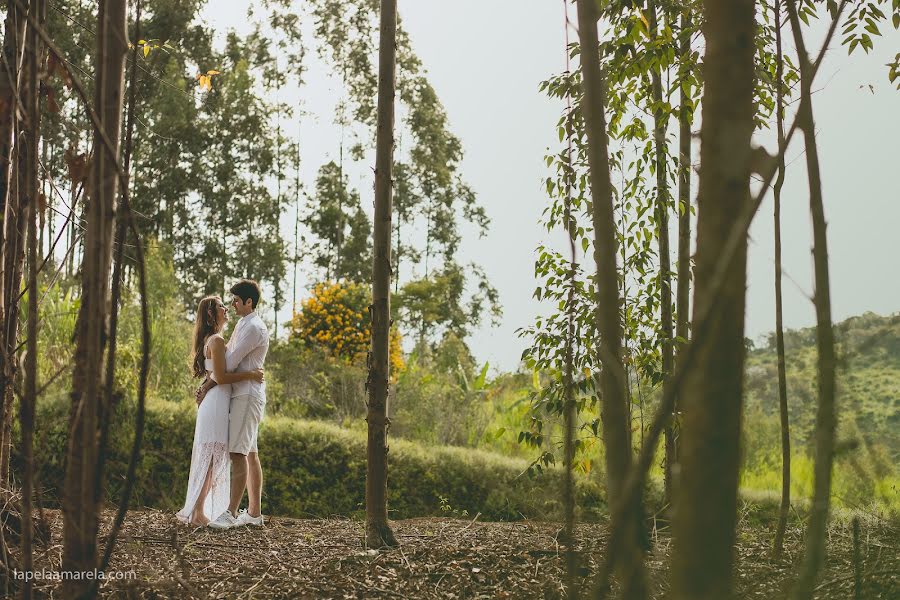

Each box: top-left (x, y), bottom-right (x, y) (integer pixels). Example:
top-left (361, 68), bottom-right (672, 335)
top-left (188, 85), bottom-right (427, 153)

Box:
top-left (266, 339), bottom-right (367, 421)
top-left (391, 341), bottom-right (488, 447)
top-left (395, 262), bottom-right (501, 345)
top-left (307, 0), bottom-right (499, 343)
top-left (35, 242), bottom-right (197, 405)
top-left (44, 0), bottom-right (292, 310)
top-left (289, 281), bottom-right (403, 373)
top-left (21, 398), bottom-right (609, 522)
top-left (746, 311), bottom-right (900, 462)
top-left (302, 161), bottom-right (372, 283)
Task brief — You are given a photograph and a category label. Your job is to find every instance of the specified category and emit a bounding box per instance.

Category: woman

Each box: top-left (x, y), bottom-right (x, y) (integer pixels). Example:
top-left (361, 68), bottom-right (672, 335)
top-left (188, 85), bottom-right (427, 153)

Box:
top-left (176, 296), bottom-right (264, 526)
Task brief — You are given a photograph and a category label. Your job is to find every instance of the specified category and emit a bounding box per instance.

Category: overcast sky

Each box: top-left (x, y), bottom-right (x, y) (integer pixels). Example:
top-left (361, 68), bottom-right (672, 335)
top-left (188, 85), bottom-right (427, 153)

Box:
top-left (205, 1), bottom-right (900, 373)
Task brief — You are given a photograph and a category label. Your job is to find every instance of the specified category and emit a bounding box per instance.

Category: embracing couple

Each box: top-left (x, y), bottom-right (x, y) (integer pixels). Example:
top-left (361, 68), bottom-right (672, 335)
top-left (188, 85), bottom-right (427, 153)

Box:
top-left (175, 279), bottom-right (270, 529)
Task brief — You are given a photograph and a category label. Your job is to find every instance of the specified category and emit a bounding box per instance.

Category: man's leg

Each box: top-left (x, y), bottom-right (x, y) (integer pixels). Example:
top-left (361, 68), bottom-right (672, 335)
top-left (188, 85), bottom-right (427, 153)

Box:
top-left (228, 452), bottom-right (248, 515)
top-left (247, 452), bottom-right (263, 517)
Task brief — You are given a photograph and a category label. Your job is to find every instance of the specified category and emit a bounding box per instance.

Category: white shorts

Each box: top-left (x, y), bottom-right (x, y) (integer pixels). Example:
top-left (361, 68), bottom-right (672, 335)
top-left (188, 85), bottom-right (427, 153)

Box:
top-left (229, 394), bottom-right (265, 455)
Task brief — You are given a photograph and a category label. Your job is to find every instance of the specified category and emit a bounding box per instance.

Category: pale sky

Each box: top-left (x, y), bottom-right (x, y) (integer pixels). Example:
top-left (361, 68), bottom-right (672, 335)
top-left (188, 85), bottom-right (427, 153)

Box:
top-left (204, 1), bottom-right (900, 373)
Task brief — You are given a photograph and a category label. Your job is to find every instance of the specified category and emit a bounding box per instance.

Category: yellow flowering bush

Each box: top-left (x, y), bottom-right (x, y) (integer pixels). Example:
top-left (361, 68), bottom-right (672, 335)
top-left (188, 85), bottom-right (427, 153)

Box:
top-left (291, 281), bottom-right (404, 374)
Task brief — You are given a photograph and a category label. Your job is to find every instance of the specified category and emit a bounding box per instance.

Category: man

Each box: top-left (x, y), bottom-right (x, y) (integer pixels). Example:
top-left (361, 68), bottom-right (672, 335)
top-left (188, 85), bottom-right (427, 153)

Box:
top-left (201, 279), bottom-right (270, 529)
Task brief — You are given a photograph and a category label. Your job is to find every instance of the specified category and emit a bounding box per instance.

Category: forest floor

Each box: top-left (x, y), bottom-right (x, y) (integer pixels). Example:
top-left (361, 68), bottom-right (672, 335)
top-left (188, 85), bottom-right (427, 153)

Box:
top-left (22, 507), bottom-right (900, 598)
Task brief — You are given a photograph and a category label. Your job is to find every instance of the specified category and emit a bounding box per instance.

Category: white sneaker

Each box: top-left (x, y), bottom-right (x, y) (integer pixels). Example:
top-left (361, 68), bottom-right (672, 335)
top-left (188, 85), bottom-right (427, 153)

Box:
top-left (235, 509), bottom-right (264, 527)
top-left (208, 510), bottom-right (238, 529)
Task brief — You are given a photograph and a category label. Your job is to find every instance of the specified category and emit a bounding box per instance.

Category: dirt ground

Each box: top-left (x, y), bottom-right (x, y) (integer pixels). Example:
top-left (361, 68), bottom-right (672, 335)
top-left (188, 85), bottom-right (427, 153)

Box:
top-left (20, 508), bottom-right (900, 598)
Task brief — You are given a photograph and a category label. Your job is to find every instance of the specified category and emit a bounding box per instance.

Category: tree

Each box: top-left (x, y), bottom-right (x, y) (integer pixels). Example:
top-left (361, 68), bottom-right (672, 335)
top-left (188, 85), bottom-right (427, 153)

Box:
top-left (674, 5), bottom-right (698, 508)
top-left (671, 0), bottom-right (756, 597)
top-left (309, 0), bottom-right (495, 340)
top-left (21, 0), bottom-right (45, 595)
top-left (771, 0), bottom-right (791, 559)
top-left (395, 261), bottom-right (499, 348)
top-left (786, 0), bottom-right (837, 594)
top-left (574, 0), bottom-right (648, 596)
top-left (645, 0), bottom-right (677, 509)
top-left (290, 280), bottom-right (402, 372)
top-left (365, 0), bottom-right (398, 549)
top-left (0, 0), bottom-right (27, 484)
top-left (304, 161), bottom-right (371, 283)
top-left (62, 0), bottom-right (128, 596)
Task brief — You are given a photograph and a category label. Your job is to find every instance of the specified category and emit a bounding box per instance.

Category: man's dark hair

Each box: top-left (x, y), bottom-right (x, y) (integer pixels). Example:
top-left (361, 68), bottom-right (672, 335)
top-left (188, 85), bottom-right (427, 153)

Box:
top-left (230, 279), bottom-right (261, 309)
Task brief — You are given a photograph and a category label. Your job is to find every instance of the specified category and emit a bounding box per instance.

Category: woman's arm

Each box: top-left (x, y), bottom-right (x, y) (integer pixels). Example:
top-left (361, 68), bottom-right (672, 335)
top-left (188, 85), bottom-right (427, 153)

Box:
top-left (209, 336), bottom-right (263, 384)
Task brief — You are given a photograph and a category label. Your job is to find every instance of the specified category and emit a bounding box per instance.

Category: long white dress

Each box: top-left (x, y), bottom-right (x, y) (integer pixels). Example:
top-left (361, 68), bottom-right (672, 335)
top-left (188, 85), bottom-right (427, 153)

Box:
top-left (176, 336), bottom-right (231, 523)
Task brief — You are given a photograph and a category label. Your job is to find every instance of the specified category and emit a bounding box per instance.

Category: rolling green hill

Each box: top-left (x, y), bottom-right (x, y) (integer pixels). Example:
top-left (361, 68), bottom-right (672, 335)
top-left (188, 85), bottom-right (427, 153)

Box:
top-left (744, 311), bottom-right (900, 461)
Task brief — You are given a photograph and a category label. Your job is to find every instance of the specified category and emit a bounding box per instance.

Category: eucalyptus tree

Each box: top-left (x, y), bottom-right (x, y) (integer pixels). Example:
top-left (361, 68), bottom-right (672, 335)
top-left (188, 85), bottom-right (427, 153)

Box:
top-left (770, 0), bottom-right (792, 559)
top-left (671, 0), bottom-right (756, 596)
top-left (366, 0), bottom-right (398, 549)
top-left (786, 0), bottom-right (837, 594)
top-left (304, 160), bottom-right (371, 283)
top-left (0, 0), bottom-right (26, 485)
top-left (575, 0), bottom-right (649, 595)
top-left (62, 0), bottom-right (128, 596)
top-left (673, 5), bottom-right (700, 498)
top-left (308, 0), bottom-right (496, 345)
top-left (522, 2), bottom-right (703, 515)
top-left (189, 45), bottom-right (286, 299)
top-left (21, 0), bottom-right (45, 593)
top-left (644, 0), bottom-right (677, 505)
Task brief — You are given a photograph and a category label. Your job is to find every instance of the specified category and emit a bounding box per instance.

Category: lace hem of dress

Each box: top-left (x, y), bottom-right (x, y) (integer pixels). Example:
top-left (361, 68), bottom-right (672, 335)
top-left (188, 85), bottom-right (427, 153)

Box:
top-left (176, 441), bottom-right (230, 523)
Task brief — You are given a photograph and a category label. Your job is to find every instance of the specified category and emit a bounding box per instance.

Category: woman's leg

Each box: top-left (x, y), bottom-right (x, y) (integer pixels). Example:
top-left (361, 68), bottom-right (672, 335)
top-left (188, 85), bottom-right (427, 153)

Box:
top-left (190, 459), bottom-right (215, 525)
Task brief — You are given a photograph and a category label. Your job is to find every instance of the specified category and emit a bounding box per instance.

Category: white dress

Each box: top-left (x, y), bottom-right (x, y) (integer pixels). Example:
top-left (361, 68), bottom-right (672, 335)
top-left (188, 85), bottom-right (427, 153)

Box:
top-left (176, 336), bottom-right (231, 523)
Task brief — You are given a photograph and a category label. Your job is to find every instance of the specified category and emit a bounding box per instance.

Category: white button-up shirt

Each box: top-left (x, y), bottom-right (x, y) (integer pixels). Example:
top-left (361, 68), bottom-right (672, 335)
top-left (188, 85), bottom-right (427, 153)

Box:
top-left (222, 311), bottom-right (269, 400)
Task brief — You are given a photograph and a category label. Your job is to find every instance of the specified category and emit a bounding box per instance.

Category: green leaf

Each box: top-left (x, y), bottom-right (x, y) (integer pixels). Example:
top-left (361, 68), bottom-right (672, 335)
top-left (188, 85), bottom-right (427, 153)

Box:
top-left (475, 361), bottom-right (489, 390)
top-left (581, 237), bottom-right (589, 253)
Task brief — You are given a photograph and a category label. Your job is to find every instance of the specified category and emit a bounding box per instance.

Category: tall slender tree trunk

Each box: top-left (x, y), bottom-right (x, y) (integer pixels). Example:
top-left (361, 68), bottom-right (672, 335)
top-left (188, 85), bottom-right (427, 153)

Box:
top-left (0, 1), bottom-right (25, 213)
top-left (62, 0), bottom-right (128, 595)
top-left (671, 0), bottom-right (756, 598)
top-left (674, 8), bottom-right (693, 477)
top-left (20, 1), bottom-right (42, 597)
top-left (293, 138), bottom-right (300, 310)
top-left (646, 0), bottom-right (676, 509)
top-left (772, 0), bottom-right (791, 560)
top-left (560, 5), bottom-right (577, 594)
top-left (365, 0), bottom-right (398, 549)
top-left (0, 0), bottom-right (25, 487)
top-left (786, 0), bottom-right (837, 595)
top-left (574, 0), bottom-right (648, 596)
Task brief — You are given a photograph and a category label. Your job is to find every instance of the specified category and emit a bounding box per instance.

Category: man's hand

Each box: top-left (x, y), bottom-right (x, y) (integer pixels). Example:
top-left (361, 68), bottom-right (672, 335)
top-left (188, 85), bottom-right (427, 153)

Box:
top-left (195, 377), bottom-right (217, 407)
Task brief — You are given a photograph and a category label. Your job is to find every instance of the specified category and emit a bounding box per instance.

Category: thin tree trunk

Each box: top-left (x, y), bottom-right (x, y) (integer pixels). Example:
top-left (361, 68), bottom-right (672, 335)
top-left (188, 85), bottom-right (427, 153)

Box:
top-left (671, 0), bottom-right (756, 598)
top-left (674, 7), bottom-right (693, 477)
top-left (0, 0), bottom-right (25, 214)
top-left (293, 138), bottom-right (300, 310)
top-left (94, 5), bottom-right (150, 588)
top-left (62, 0), bottom-right (127, 595)
top-left (0, 124), bottom-right (27, 486)
top-left (365, 0), bottom-right (398, 549)
top-left (574, 0), bottom-right (648, 597)
top-left (0, 0), bottom-right (25, 487)
top-left (560, 4), bottom-right (577, 593)
top-left (772, 0), bottom-right (791, 560)
top-left (97, 0), bottom-right (142, 510)
top-left (20, 1), bottom-right (42, 596)
top-left (38, 136), bottom-right (45, 256)
top-left (786, 0), bottom-right (837, 595)
top-left (647, 0), bottom-right (676, 509)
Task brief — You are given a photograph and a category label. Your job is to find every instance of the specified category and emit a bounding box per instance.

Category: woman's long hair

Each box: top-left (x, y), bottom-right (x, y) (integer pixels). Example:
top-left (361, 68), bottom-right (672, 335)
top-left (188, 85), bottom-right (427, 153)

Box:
top-left (191, 296), bottom-right (221, 378)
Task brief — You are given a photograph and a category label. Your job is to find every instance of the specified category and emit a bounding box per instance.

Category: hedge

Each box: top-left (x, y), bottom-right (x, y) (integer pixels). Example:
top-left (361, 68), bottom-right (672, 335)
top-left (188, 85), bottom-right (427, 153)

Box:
top-left (19, 398), bottom-right (608, 521)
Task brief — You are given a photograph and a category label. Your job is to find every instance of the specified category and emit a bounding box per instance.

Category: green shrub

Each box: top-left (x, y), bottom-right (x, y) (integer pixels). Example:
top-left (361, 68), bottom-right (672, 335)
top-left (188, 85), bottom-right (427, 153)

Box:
top-left (23, 398), bottom-right (607, 522)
